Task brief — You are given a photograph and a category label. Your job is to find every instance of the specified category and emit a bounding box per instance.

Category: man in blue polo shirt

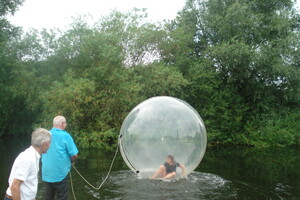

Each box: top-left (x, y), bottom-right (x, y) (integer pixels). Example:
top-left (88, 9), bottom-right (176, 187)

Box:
top-left (42, 116), bottom-right (78, 200)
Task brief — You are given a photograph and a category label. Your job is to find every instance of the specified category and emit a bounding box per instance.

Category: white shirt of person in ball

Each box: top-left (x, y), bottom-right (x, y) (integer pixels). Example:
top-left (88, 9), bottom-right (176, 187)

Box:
top-left (6, 146), bottom-right (40, 200)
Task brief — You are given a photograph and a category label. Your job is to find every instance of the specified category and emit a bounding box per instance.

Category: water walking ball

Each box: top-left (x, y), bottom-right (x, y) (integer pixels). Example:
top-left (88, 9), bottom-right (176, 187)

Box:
top-left (119, 96), bottom-right (207, 177)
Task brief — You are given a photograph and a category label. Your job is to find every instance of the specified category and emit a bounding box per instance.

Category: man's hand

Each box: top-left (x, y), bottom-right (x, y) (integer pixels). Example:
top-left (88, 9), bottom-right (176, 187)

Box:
top-left (71, 154), bottom-right (78, 163)
top-left (10, 178), bottom-right (23, 200)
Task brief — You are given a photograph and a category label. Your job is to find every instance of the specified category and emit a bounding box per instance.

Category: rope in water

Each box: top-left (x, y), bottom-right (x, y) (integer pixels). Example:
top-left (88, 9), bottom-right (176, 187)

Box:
top-left (70, 171), bottom-right (77, 200)
top-left (70, 145), bottom-right (119, 199)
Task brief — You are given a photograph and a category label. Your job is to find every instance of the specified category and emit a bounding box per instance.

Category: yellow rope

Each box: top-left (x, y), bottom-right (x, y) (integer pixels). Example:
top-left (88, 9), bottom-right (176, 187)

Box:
top-left (70, 146), bottom-right (119, 199)
top-left (70, 171), bottom-right (77, 200)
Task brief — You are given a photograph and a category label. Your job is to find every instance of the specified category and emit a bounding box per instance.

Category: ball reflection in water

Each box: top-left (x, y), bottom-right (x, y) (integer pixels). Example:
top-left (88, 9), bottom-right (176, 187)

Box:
top-left (119, 96), bottom-right (207, 177)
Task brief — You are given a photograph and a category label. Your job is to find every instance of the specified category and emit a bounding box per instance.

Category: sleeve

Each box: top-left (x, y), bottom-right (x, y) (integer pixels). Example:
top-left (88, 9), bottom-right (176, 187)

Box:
top-left (13, 158), bottom-right (32, 181)
top-left (66, 134), bottom-right (79, 157)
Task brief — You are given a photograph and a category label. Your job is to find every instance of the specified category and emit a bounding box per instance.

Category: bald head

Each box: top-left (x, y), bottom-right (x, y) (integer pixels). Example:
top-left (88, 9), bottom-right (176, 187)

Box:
top-left (53, 116), bottom-right (67, 130)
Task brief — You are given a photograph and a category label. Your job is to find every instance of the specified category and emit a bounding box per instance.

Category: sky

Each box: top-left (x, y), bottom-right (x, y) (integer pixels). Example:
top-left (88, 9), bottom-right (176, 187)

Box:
top-left (8, 0), bottom-right (186, 31)
top-left (8, 0), bottom-right (300, 32)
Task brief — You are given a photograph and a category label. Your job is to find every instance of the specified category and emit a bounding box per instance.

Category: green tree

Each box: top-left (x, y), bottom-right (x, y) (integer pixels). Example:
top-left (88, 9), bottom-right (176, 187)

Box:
top-left (0, 0), bottom-right (25, 135)
top-left (2, 1), bottom-right (299, 148)
top-left (131, 63), bottom-right (188, 98)
top-left (160, 0), bottom-right (300, 145)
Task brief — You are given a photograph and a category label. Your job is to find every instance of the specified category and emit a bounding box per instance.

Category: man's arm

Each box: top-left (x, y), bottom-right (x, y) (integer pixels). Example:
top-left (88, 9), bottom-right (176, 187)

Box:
top-left (10, 178), bottom-right (23, 200)
top-left (66, 134), bottom-right (78, 164)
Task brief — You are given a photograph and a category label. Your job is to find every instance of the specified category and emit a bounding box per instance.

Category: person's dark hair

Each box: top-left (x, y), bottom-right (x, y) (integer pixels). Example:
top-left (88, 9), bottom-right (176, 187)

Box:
top-left (167, 155), bottom-right (176, 165)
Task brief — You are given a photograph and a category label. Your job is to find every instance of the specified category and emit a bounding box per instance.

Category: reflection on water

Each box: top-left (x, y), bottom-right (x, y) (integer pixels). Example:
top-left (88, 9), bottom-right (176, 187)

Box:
top-left (82, 171), bottom-right (230, 200)
top-left (68, 169), bottom-right (299, 200)
top-left (1, 137), bottom-right (300, 200)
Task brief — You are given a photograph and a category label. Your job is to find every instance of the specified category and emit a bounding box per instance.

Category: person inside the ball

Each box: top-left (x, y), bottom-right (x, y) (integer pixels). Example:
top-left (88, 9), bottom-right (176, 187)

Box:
top-left (151, 155), bottom-right (186, 179)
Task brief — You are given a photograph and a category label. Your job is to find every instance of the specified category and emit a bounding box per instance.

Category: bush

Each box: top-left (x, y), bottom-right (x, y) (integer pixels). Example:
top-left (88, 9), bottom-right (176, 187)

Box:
top-left (74, 129), bottom-right (118, 150)
top-left (247, 111), bottom-right (300, 147)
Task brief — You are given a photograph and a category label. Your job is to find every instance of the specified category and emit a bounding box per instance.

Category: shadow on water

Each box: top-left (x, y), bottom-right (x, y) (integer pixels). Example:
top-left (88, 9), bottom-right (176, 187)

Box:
top-left (1, 137), bottom-right (300, 200)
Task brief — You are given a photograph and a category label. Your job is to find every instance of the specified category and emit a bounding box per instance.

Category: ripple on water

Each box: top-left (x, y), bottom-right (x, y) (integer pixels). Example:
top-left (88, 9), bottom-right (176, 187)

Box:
top-left (85, 170), bottom-right (236, 200)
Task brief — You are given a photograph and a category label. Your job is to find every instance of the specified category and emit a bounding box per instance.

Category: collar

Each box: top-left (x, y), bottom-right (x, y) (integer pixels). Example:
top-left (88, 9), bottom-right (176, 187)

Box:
top-left (51, 127), bottom-right (65, 132)
top-left (29, 146), bottom-right (41, 159)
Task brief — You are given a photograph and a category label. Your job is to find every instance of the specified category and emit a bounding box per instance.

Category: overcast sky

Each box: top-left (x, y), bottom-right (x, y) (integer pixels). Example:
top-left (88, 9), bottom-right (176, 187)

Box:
top-left (8, 0), bottom-right (300, 31)
top-left (8, 0), bottom-right (186, 31)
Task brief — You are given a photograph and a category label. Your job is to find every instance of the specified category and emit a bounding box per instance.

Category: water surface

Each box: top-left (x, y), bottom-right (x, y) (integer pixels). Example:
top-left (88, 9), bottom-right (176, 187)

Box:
top-left (1, 137), bottom-right (299, 199)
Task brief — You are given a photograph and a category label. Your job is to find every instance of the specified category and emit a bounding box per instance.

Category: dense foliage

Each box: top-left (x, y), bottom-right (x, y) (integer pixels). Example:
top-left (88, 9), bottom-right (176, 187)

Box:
top-left (1, 0), bottom-right (300, 149)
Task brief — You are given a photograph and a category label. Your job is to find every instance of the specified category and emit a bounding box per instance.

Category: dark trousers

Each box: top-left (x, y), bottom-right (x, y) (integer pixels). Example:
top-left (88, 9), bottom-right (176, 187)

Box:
top-left (45, 176), bottom-right (68, 200)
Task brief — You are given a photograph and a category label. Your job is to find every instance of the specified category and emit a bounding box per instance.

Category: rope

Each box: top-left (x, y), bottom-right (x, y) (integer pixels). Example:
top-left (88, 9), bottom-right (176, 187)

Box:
top-left (70, 145), bottom-right (119, 199)
top-left (70, 171), bottom-right (77, 200)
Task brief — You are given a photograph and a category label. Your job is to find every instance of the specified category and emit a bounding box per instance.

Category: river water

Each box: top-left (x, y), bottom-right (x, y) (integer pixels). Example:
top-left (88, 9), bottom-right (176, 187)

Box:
top-left (1, 137), bottom-right (299, 199)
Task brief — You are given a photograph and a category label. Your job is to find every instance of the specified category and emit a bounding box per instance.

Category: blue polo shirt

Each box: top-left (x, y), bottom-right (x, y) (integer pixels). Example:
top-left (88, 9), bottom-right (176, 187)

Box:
top-left (42, 127), bottom-right (78, 182)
